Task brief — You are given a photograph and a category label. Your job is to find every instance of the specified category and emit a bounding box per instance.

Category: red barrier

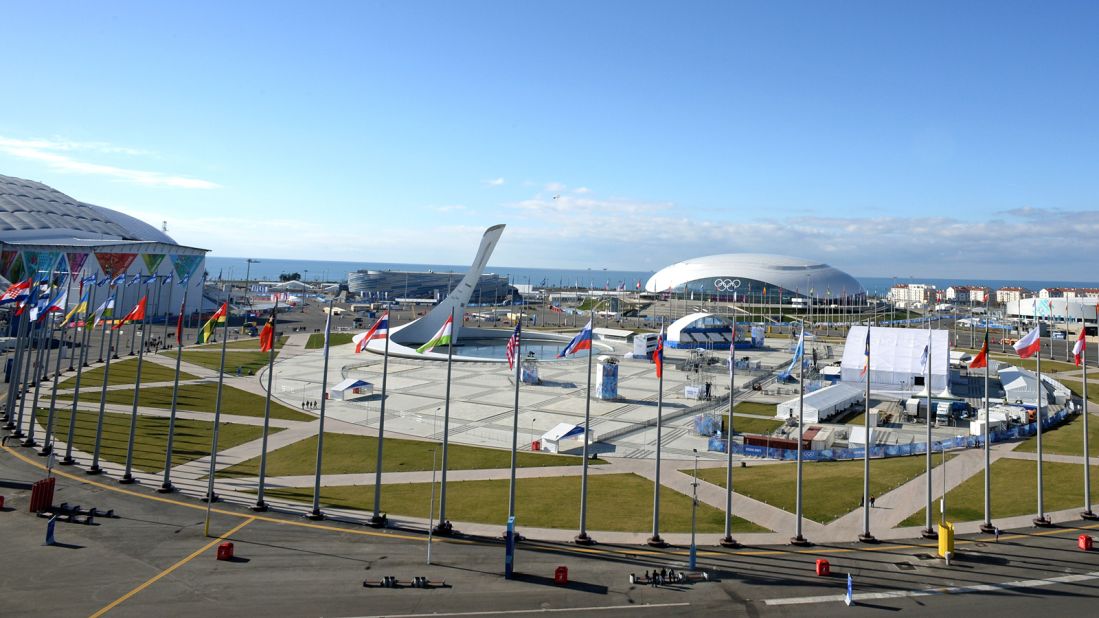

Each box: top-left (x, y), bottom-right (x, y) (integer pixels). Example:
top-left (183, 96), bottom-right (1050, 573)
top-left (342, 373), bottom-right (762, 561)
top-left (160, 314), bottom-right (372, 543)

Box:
top-left (29, 478), bottom-right (55, 513)
top-left (1079, 535), bottom-right (1093, 551)
top-left (217, 542), bottom-right (235, 561)
top-left (554, 566), bottom-right (568, 585)
top-left (816, 559), bottom-right (830, 576)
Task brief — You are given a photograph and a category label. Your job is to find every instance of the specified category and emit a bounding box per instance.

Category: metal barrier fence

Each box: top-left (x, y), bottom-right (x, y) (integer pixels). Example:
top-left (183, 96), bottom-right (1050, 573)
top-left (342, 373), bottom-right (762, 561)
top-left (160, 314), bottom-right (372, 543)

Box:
top-left (707, 406), bottom-right (1073, 459)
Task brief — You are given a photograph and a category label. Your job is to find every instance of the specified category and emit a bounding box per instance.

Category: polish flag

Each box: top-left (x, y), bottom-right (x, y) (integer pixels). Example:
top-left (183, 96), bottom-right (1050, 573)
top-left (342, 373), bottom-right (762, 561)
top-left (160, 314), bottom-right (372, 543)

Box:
top-left (1073, 329), bottom-right (1087, 366)
top-left (1013, 325), bottom-right (1042, 359)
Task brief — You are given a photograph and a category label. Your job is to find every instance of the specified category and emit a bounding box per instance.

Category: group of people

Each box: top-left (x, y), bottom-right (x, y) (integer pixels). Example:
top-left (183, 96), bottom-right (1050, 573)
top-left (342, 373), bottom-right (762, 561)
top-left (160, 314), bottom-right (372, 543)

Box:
top-left (301, 400), bottom-right (319, 409)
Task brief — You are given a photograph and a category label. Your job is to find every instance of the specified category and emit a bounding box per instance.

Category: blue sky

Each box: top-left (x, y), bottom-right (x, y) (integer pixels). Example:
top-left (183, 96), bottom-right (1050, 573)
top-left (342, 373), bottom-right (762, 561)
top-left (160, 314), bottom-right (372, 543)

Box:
top-left (1, 0), bottom-right (1097, 279)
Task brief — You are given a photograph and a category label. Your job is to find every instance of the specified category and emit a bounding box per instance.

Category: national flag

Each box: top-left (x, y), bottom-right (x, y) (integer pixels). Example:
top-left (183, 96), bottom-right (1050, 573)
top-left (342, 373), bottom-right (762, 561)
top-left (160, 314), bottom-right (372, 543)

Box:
top-left (1073, 329), bottom-right (1087, 366)
top-left (163, 273), bottom-right (173, 285)
top-left (970, 330), bottom-right (989, 369)
top-left (110, 273), bottom-right (126, 287)
top-left (549, 305), bottom-right (563, 314)
top-left (175, 298), bottom-right (185, 345)
top-left (728, 325), bottom-right (736, 377)
top-left (860, 328), bottom-right (871, 377)
top-left (143, 273), bottom-right (158, 284)
top-left (92, 295), bottom-right (115, 328)
top-left (416, 314), bottom-right (454, 353)
top-left (1013, 325), bottom-right (1042, 359)
top-left (322, 305), bottom-right (333, 349)
top-left (557, 319), bottom-right (593, 358)
top-left (197, 302), bottom-right (228, 344)
top-left (654, 328), bottom-right (664, 378)
top-left (112, 296), bottom-right (147, 330)
top-left (17, 283), bottom-right (42, 317)
top-left (97, 275), bottom-right (110, 287)
top-left (353, 312), bottom-right (390, 353)
top-left (505, 322), bottom-right (521, 370)
top-left (127, 273), bottom-right (141, 286)
top-left (919, 342), bottom-right (929, 370)
top-left (62, 289), bottom-right (90, 325)
top-left (33, 288), bottom-right (66, 321)
top-left (259, 313), bottom-right (276, 352)
top-left (178, 274), bottom-right (188, 286)
top-left (81, 274), bottom-right (98, 286)
top-left (636, 279), bottom-right (641, 291)
top-left (0, 278), bottom-right (31, 305)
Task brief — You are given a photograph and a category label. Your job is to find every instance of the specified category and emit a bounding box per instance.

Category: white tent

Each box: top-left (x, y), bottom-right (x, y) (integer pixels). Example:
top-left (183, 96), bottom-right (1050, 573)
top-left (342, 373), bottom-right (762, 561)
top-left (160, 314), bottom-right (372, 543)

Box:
top-left (776, 382), bottom-right (862, 424)
top-left (840, 326), bottom-right (949, 393)
top-left (329, 378), bottom-right (373, 401)
top-left (666, 312), bottom-right (734, 348)
top-left (539, 423), bottom-right (589, 454)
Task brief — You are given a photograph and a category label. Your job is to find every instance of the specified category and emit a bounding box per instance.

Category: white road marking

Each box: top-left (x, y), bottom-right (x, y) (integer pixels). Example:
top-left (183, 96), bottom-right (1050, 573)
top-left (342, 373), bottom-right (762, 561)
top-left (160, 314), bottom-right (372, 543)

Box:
top-left (763, 570), bottom-right (1099, 605)
top-left (338, 602), bottom-right (691, 617)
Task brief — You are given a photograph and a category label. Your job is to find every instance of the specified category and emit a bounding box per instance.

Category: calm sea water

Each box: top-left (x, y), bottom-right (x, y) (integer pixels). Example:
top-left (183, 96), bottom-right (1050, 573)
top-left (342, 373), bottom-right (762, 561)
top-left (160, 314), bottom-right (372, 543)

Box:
top-left (204, 256), bottom-right (1099, 297)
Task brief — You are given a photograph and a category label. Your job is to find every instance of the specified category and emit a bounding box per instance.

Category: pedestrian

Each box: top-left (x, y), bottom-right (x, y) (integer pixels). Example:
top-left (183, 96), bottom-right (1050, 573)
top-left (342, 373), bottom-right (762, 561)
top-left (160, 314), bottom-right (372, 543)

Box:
top-left (859, 496), bottom-right (864, 507)
top-left (869, 496), bottom-right (876, 508)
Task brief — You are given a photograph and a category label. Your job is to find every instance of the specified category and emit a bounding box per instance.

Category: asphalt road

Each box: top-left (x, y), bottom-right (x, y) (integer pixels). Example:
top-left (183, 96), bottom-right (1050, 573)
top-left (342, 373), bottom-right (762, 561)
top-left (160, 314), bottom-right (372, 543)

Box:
top-left (2, 442), bottom-right (1099, 617)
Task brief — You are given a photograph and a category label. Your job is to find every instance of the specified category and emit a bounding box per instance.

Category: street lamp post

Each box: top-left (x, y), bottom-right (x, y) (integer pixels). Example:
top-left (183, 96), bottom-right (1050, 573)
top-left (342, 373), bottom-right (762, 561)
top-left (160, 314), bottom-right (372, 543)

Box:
top-left (245, 259), bottom-right (260, 308)
top-left (689, 449), bottom-right (699, 570)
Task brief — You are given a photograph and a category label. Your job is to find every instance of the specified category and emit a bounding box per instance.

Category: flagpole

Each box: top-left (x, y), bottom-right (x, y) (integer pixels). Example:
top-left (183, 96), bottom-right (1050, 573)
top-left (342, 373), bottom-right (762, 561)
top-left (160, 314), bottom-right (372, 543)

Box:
top-left (159, 291), bottom-right (188, 493)
top-left (24, 268), bottom-right (60, 447)
top-left (203, 302), bottom-right (233, 536)
top-left (13, 306), bottom-right (40, 439)
top-left (434, 307), bottom-right (456, 535)
top-left (88, 290), bottom-right (119, 474)
top-left (721, 321), bottom-right (739, 548)
top-left (252, 297), bottom-right (281, 510)
top-left (979, 299), bottom-right (996, 533)
top-left (308, 297), bottom-right (335, 520)
top-left (859, 326), bottom-right (875, 543)
top-left (120, 296), bottom-right (150, 483)
top-left (127, 274), bottom-right (140, 356)
top-left (96, 281), bottom-right (109, 363)
top-left (506, 312), bottom-right (523, 537)
top-left (61, 280), bottom-right (97, 465)
top-left (922, 320), bottom-right (937, 539)
top-left (370, 312), bottom-right (391, 527)
top-left (2, 306), bottom-right (30, 431)
top-left (576, 308), bottom-right (595, 545)
top-left (39, 286), bottom-right (71, 455)
top-left (792, 326), bottom-right (809, 546)
top-left (1034, 304), bottom-right (1051, 526)
top-left (1082, 342), bottom-right (1096, 520)
top-left (648, 322), bottom-right (666, 547)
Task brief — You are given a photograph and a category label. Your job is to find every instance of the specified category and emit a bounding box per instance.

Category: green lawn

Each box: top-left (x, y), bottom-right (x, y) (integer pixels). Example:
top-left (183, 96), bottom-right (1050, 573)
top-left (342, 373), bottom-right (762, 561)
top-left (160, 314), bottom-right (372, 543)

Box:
top-left (219, 432), bottom-right (601, 478)
top-left (43, 408), bottom-right (273, 473)
top-left (223, 335), bottom-right (289, 350)
top-left (696, 455), bottom-right (936, 524)
top-left (899, 459), bottom-right (1099, 526)
top-left (734, 401), bottom-right (778, 416)
top-left (725, 415), bottom-right (784, 435)
top-left (58, 382), bottom-right (313, 422)
top-left (161, 350), bottom-right (274, 375)
top-left (1060, 379), bottom-right (1099, 405)
top-left (988, 354), bottom-right (1081, 375)
top-left (261, 473), bottom-right (769, 533)
top-left (1013, 411), bottom-right (1099, 457)
top-left (68, 358), bottom-right (198, 388)
top-left (305, 333), bottom-right (356, 349)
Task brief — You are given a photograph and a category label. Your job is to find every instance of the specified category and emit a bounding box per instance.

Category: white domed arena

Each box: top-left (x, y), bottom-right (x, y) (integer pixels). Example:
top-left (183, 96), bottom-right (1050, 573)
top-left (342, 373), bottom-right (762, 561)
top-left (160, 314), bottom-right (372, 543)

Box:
top-left (645, 253), bottom-right (865, 303)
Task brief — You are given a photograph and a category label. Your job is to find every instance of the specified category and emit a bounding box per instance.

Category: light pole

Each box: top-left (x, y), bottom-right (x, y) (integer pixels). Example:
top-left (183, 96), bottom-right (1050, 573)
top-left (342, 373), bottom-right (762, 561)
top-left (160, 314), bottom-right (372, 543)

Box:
top-left (245, 259), bottom-right (260, 308)
top-left (427, 447), bottom-right (437, 565)
top-left (531, 417), bottom-right (536, 449)
top-left (689, 449), bottom-right (699, 571)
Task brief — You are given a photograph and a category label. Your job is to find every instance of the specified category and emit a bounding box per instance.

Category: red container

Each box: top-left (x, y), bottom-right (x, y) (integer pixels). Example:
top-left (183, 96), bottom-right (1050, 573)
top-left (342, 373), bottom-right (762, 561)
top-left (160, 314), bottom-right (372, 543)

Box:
top-left (554, 566), bottom-right (568, 585)
top-left (815, 559), bottom-right (830, 576)
top-left (531, 440), bottom-right (541, 452)
top-left (1079, 535), bottom-right (1093, 551)
top-left (217, 542), bottom-right (235, 561)
top-left (29, 478), bottom-right (55, 513)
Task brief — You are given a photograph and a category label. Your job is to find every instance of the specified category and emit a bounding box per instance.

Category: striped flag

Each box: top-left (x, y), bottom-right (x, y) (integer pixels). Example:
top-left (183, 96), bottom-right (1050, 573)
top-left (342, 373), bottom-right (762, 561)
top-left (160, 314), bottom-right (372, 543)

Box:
top-left (197, 302), bottom-right (228, 344)
top-left (62, 289), bottom-right (91, 326)
top-left (92, 295), bottom-right (115, 329)
top-left (654, 327), bottom-right (664, 378)
top-left (353, 312), bottom-right (389, 353)
top-left (1073, 329), bottom-right (1087, 366)
top-left (970, 331), bottom-right (989, 369)
top-left (860, 328), bottom-right (871, 377)
top-left (557, 319), bottom-right (592, 358)
top-left (505, 322), bottom-right (521, 370)
top-left (416, 314), bottom-right (453, 353)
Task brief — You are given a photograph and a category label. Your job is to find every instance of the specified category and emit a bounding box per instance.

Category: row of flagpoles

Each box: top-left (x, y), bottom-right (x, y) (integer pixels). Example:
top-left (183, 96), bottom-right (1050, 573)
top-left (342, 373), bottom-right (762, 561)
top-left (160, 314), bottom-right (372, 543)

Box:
top-left (4, 270), bottom-right (1096, 543)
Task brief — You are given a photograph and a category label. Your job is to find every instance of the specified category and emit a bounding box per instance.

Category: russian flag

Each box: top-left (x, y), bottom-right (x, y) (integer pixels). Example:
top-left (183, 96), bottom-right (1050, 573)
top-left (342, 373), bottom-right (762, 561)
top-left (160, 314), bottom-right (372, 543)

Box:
top-left (1013, 325), bottom-right (1042, 359)
top-left (654, 328), bottom-right (664, 378)
top-left (558, 319), bottom-right (593, 357)
top-left (354, 312), bottom-right (390, 353)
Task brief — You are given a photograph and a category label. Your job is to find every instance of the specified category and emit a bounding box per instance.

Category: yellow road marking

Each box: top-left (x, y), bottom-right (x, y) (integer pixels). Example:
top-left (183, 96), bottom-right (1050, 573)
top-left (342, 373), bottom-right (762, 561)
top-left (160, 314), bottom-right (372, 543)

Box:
top-left (88, 517), bottom-right (256, 618)
top-left (2, 444), bottom-right (1095, 561)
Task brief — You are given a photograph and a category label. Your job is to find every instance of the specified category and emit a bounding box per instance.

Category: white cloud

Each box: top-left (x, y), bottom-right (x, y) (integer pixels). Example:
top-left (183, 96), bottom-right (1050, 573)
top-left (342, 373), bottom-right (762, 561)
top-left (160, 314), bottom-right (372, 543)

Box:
top-left (432, 204), bottom-right (467, 213)
top-left (483, 177), bottom-right (505, 187)
top-left (573, 186), bottom-right (591, 194)
top-left (0, 135), bottom-right (219, 189)
top-left (543, 181), bottom-right (566, 192)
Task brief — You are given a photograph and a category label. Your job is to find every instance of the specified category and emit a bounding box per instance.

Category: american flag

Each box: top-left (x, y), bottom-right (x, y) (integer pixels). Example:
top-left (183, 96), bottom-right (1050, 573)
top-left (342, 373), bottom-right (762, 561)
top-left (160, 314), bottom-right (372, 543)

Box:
top-left (506, 322), bottom-right (521, 370)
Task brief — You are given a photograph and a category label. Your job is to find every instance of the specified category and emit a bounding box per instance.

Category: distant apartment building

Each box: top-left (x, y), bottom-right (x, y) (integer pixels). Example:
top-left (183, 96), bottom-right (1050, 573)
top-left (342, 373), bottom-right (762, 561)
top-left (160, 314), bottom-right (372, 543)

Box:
top-left (1063, 287), bottom-right (1099, 299)
top-left (945, 286), bottom-right (970, 303)
top-left (1039, 287), bottom-right (1066, 299)
top-left (888, 283), bottom-right (936, 305)
top-left (969, 286), bottom-right (991, 304)
top-left (996, 286), bottom-right (1028, 303)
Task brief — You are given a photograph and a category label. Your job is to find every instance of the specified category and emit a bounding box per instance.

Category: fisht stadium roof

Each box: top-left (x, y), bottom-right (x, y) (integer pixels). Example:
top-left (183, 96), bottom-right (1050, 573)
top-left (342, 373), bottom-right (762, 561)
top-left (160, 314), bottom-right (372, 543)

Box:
top-left (0, 173), bottom-right (175, 245)
top-left (645, 253), bottom-right (865, 300)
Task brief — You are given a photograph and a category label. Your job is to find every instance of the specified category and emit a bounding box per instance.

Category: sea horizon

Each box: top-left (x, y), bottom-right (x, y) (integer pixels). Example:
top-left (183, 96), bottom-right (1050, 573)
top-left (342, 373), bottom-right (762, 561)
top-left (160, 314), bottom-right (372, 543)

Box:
top-left (204, 255), bottom-right (1099, 297)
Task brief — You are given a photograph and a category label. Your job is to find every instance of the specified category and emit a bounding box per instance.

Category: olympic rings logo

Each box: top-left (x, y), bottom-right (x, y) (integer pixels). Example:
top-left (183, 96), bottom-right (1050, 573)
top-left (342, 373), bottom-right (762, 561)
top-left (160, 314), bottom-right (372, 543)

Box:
top-left (712, 278), bottom-right (742, 291)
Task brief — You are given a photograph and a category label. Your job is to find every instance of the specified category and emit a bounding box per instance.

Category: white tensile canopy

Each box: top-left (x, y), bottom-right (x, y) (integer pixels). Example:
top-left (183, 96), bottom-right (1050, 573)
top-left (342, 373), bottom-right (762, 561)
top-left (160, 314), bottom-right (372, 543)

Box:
top-left (840, 326), bottom-right (949, 393)
top-left (776, 382), bottom-right (862, 424)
